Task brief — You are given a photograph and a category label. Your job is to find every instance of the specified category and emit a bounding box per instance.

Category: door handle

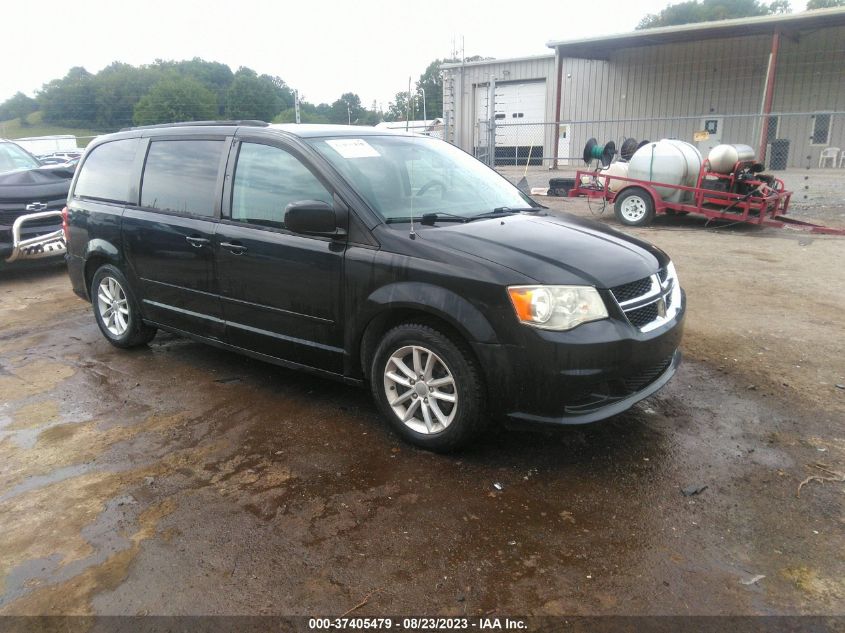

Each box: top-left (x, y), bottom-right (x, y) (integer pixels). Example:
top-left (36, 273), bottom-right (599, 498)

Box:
top-left (186, 236), bottom-right (210, 247)
top-left (219, 241), bottom-right (247, 255)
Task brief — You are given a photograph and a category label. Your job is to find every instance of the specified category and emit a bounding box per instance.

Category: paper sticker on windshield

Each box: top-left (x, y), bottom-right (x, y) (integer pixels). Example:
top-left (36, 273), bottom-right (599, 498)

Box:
top-left (326, 138), bottom-right (381, 159)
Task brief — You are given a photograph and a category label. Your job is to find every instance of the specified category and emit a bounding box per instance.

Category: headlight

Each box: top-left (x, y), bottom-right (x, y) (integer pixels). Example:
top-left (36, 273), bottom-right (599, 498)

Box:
top-left (507, 285), bottom-right (608, 331)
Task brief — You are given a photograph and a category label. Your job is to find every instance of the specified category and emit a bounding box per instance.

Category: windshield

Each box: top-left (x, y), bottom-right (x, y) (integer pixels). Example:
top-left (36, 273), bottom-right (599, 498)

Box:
top-left (0, 142), bottom-right (41, 174)
top-left (308, 135), bottom-right (535, 222)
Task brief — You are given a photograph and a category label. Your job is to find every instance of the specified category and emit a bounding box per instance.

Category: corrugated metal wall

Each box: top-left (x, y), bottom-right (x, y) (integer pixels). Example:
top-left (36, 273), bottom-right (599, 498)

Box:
top-left (770, 25), bottom-right (845, 167)
top-left (444, 25), bottom-right (845, 169)
top-left (559, 26), bottom-right (845, 167)
top-left (442, 56), bottom-right (556, 156)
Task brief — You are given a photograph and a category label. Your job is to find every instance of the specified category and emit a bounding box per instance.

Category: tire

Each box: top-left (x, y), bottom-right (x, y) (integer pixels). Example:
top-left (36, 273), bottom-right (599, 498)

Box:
top-left (614, 187), bottom-right (655, 227)
top-left (91, 264), bottom-right (157, 348)
top-left (370, 323), bottom-right (486, 452)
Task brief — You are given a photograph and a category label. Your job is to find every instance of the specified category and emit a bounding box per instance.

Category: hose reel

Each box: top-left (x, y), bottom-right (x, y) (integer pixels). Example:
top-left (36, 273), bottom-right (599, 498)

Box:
top-left (583, 138), bottom-right (616, 167)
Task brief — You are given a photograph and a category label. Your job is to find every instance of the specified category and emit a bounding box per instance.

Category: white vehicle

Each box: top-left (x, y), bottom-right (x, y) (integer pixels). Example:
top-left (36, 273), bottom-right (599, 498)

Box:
top-left (12, 135), bottom-right (79, 157)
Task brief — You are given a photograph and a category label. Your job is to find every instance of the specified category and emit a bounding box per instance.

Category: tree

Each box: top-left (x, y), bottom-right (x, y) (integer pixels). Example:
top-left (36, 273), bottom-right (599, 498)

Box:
top-left (261, 74), bottom-right (296, 112)
top-left (637, 0), bottom-right (791, 29)
top-left (0, 92), bottom-right (38, 125)
top-left (806, 0), bottom-right (844, 8)
top-left (225, 68), bottom-right (282, 121)
top-left (416, 60), bottom-right (444, 120)
top-left (39, 67), bottom-right (97, 127)
top-left (133, 76), bottom-right (218, 126)
top-left (94, 62), bottom-right (160, 130)
top-left (385, 91), bottom-right (413, 122)
top-left (158, 58), bottom-right (234, 115)
top-left (329, 92), bottom-right (365, 124)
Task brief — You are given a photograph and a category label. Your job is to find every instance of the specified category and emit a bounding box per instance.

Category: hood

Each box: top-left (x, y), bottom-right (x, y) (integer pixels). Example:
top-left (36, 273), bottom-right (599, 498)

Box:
top-left (0, 165), bottom-right (73, 204)
top-left (416, 212), bottom-right (668, 288)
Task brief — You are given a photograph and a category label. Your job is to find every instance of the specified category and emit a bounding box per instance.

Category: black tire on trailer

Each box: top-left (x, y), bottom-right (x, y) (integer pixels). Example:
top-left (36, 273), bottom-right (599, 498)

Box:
top-left (370, 323), bottom-right (486, 453)
top-left (614, 187), bottom-right (656, 227)
top-left (91, 264), bottom-right (157, 348)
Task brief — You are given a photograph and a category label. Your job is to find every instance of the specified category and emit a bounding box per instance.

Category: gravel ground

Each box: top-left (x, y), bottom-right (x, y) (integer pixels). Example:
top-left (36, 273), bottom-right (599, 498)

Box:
top-left (0, 207), bottom-right (843, 616)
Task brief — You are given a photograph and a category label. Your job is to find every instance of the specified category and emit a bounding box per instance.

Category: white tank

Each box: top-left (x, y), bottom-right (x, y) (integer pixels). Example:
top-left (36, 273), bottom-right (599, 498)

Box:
top-left (628, 139), bottom-right (703, 202)
top-left (708, 144), bottom-right (756, 174)
top-left (598, 162), bottom-right (629, 193)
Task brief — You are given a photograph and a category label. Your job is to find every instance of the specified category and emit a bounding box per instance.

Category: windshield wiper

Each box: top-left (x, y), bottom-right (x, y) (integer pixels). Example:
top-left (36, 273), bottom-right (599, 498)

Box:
top-left (385, 212), bottom-right (468, 225)
top-left (492, 206), bottom-right (541, 213)
top-left (420, 212), bottom-right (468, 225)
top-left (464, 207), bottom-right (535, 222)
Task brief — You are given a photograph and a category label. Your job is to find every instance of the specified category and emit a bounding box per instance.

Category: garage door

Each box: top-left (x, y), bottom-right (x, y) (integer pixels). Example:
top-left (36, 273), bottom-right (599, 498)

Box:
top-left (475, 80), bottom-right (546, 165)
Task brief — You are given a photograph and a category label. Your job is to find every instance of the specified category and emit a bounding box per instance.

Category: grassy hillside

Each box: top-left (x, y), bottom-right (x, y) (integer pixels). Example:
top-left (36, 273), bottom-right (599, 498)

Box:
top-left (0, 111), bottom-right (102, 147)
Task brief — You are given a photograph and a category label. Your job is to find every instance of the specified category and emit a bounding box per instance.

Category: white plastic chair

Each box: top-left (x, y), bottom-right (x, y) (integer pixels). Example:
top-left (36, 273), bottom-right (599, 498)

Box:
top-left (819, 147), bottom-right (840, 167)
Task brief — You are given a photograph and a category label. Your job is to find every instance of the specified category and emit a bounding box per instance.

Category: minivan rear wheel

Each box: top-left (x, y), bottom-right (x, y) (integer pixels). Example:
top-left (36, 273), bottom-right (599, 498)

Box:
top-left (91, 264), bottom-right (157, 348)
top-left (370, 323), bottom-right (486, 452)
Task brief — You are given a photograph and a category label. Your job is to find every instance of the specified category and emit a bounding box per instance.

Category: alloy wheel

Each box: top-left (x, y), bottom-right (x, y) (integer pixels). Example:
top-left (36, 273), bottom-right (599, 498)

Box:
top-left (97, 276), bottom-right (130, 336)
top-left (383, 345), bottom-right (458, 434)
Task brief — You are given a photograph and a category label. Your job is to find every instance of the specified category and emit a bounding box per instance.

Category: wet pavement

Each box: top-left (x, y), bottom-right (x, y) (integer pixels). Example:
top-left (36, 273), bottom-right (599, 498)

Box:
top-left (0, 265), bottom-right (843, 616)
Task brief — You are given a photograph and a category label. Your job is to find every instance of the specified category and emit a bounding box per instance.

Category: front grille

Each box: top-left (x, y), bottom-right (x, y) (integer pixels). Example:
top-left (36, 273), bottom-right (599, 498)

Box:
top-left (0, 207), bottom-right (62, 227)
top-left (0, 208), bottom-right (63, 227)
top-left (610, 277), bottom-right (652, 303)
top-left (563, 354), bottom-right (675, 415)
top-left (610, 266), bottom-right (677, 331)
top-left (626, 302), bottom-right (659, 328)
top-left (622, 356), bottom-right (673, 392)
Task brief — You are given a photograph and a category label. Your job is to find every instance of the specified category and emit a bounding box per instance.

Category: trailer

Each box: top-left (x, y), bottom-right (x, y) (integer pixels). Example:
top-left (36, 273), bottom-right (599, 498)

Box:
top-left (567, 157), bottom-right (845, 236)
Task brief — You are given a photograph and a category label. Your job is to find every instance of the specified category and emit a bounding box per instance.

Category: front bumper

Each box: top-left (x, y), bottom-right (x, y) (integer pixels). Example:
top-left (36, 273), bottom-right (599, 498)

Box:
top-left (506, 349), bottom-right (681, 425)
top-left (1, 210), bottom-right (66, 264)
top-left (472, 291), bottom-right (685, 426)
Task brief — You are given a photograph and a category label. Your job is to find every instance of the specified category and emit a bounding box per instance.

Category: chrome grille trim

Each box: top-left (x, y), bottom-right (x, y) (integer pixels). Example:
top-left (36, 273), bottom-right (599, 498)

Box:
top-left (610, 266), bottom-right (681, 332)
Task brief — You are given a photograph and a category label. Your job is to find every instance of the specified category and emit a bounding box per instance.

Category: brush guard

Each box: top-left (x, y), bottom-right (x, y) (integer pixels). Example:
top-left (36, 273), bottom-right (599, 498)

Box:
top-left (4, 210), bottom-right (66, 263)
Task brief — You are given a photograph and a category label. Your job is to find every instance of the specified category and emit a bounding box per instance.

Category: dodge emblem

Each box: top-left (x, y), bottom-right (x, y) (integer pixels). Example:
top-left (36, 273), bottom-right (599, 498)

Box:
top-left (657, 298), bottom-right (667, 318)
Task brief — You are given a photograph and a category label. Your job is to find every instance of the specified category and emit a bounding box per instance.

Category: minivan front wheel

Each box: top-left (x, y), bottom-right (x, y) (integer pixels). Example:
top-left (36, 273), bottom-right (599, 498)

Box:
top-left (371, 324), bottom-right (486, 452)
top-left (91, 264), bottom-right (157, 348)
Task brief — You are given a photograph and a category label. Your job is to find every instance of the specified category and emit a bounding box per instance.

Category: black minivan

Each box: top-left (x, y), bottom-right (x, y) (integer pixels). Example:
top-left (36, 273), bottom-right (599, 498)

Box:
top-left (66, 121), bottom-right (684, 451)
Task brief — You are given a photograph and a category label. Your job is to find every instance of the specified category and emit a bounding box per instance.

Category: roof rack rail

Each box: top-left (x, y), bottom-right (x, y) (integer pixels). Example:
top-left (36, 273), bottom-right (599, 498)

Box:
top-left (120, 120), bottom-right (269, 132)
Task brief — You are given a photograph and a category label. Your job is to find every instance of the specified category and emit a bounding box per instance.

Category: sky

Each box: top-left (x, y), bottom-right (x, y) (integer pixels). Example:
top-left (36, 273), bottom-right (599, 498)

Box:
top-left (1, 0), bottom-right (811, 109)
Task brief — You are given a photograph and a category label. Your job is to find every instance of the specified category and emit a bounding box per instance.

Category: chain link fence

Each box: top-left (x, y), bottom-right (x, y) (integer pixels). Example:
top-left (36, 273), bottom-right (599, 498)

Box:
top-left (470, 112), bottom-right (845, 172)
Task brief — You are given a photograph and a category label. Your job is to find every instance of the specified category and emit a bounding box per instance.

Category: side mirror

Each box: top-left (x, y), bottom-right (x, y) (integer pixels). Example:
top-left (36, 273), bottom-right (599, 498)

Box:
top-left (284, 200), bottom-right (342, 237)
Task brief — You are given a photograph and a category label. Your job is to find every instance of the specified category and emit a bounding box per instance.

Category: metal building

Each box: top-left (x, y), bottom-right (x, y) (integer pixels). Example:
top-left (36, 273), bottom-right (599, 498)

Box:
top-left (442, 8), bottom-right (845, 169)
top-left (442, 54), bottom-right (556, 166)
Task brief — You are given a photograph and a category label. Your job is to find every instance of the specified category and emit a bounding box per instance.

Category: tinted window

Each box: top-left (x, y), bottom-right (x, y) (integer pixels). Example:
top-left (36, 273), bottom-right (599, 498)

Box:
top-left (74, 138), bottom-right (139, 202)
top-left (310, 135), bottom-right (533, 221)
top-left (231, 142), bottom-right (332, 229)
top-left (141, 140), bottom-right (224, 216)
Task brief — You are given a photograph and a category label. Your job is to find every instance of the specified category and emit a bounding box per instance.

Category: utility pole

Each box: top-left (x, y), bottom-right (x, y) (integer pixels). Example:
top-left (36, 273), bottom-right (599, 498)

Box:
top-left (294, 90), bottom-right (301, 124)
top-left (418, 86), bottom-right (427, 124)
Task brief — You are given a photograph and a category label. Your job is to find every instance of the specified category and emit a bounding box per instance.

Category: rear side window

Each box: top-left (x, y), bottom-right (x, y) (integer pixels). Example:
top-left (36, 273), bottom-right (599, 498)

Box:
top-left (74, 138), bottom-right (139, 203)
top-left (230, 142), bottom-right (332, 229)
top-left (141, 140), bottom-right (224, 217)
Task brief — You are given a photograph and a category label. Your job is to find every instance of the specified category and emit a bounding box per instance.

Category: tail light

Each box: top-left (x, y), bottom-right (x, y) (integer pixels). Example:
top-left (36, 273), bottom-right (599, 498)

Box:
top-left (61, 206), bottom-right (69, 242)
